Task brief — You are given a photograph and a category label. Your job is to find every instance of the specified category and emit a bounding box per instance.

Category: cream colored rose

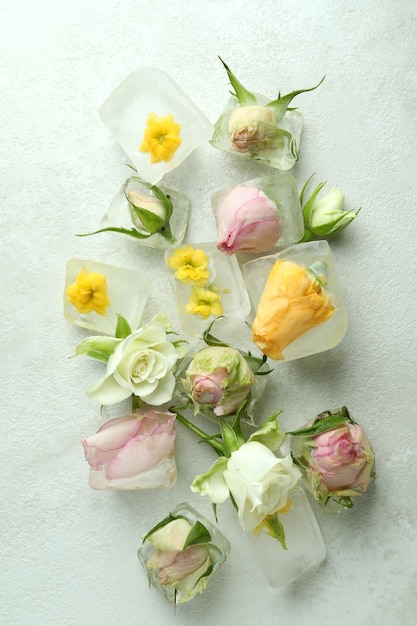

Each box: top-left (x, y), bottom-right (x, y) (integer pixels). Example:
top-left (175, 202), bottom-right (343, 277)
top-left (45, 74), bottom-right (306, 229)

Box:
top-left (86, 319), bottom-right (180, 406)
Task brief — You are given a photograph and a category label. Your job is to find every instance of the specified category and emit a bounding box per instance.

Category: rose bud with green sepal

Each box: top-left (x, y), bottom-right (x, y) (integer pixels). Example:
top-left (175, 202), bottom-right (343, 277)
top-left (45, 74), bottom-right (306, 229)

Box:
top-left (288, 406), bottom-right (376, 512)
top-left (138, 503), bottom-right (230, 605)
top-left (183, 346), bottom-right (255, 418)
top-left (300, 174), bottom-right (360, 241)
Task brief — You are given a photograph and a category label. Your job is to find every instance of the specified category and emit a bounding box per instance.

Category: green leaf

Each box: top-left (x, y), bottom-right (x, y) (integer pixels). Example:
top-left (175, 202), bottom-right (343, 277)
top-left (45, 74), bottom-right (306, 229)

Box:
top-left (115, 314), bottom-right (132, 339)
top-left (76, 226), bottom-right (152, 240)
top-left (202, 317), bottom-right (272, 376)
top-left (183, 521), bottom-right (211, 550)
top-left (266, 75), bottom-right (325, 121)
top-left (218, 56), bottom-right (257, 106)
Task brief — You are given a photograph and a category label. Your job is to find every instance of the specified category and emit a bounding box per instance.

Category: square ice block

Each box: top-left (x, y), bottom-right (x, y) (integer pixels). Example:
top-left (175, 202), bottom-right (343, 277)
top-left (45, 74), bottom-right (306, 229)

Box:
top-left (211, 172), bottom-right (304, 255)
top-left (99, 176), bottom-right (190, 249)
top-left (242, 240), bottom-right (347, 361)
top-left (99, 67), bottom-right (213, 184)
top-left (210, 94), bottom-right (303, 171)
top-left (247, 486), bottom-right (326, 588)
top-left (64, 258), bottom-right (151, 334)
top-left (165, 243), bottom-right (251, 337)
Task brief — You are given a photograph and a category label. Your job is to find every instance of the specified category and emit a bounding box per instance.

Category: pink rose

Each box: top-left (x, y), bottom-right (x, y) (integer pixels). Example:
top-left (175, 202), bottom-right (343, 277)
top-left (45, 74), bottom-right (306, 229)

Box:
top-left (82, 410), bottom-right (176, 490)
top-left (215, 185), bottom-right (283, 255)
top-left (190, 368), bottom-right (229, 407)
top-left (309, 423), bottom-right (375, 496)
top-left (183, 346), bottom-right (255, 417)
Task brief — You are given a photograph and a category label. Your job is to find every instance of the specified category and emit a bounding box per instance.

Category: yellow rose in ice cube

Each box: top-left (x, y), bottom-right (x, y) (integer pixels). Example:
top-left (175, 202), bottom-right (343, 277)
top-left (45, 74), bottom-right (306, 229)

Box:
top-left (251, 259), bottom-right (335, 360)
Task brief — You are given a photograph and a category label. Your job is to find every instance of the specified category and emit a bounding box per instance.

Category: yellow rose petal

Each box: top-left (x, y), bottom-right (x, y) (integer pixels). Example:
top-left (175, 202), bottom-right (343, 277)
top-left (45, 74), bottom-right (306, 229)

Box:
top-left (252, 259), bottom-right (335, 360)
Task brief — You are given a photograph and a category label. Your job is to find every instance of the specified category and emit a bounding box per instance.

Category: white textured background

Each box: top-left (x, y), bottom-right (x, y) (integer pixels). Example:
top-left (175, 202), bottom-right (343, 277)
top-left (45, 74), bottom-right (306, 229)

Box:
top-left (2, 1), bottom-right (417, 625)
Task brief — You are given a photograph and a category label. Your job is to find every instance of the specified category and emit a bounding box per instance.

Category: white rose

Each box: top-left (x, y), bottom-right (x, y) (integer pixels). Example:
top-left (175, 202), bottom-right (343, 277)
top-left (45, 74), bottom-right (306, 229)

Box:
top-left (86, 320), bottom-right (180, 406)
top-left (191, 442), bottom-right (301, 532)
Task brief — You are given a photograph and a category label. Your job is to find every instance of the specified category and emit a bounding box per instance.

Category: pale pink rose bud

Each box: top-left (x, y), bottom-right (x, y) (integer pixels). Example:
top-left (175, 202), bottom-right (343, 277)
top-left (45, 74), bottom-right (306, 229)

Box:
top-left (82, 410), bottom-right (176, 490)
top-left (184, 346), bottom-right (255, 417)
top-left (215, 185), bottom-right (283, 254)
top-left (310, 424), bottom-right (374, 494)
top-left (190, 368), bottom-right (229, 406)
top-left (290, 407), bottom-right (375, 511)
top-left (228, 105), bottom-right (277, 153)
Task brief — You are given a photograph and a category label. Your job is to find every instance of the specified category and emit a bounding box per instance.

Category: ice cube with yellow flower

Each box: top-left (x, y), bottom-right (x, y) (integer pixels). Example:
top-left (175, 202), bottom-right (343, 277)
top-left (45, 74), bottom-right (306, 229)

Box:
top-left (64, 258), bottom-right (151, 334)
top-left (165, 243), bottom-right (250, 337)
top-left (99, 67), bottom-right (213, 184)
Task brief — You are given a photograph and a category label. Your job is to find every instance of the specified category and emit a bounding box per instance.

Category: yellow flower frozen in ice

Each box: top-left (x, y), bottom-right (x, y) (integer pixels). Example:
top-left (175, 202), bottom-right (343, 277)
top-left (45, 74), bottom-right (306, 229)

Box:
top-left (66, 268), bottom-right (110, 316)
top-left (140, 112), bottom-right (182, 164)
top-left (167, 246), bottom-right (210, 286)
top-left (185, 287), bottom-right (223, 320)
top-left (252, 259), bottom-right (335, 360)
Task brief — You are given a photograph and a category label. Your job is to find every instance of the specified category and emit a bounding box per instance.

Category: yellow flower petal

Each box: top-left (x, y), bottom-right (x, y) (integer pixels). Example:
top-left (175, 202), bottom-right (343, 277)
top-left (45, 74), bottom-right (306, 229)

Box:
top-left (185, 287), bottom-right (223, 320)
top-left (66, 268), bottom-right (110, 316)
top-left (252, 259), bottom-right (335, 360)
top-left (139, 112), bottom-right (182, 164)
top-left (167, 246), bottom-right (210, 286)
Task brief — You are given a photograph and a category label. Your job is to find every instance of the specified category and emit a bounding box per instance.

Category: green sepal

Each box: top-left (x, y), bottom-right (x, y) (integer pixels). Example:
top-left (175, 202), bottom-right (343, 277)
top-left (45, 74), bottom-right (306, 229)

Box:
top-left (202, 317), bottom-right (229, 348)
top-left (288, 406), bottom-right (355, 437)
top-left (248, 411), bottom-right (286, 452)
top-left (212, 502), bottom-right (218, 523)
top-left (129, 203), bottom-right (165, 234)
top-left (141, 513), bottom-right (177, 544)
top-left (115, 314), bottom-right (132, 339)
top-left (203, 317), bottom-right (272, 376)
top-left (266, 76), bottom-right (325, 122)
top-left (259, 513), bottom-right (287, 550)
top-left (301, 176), bottom-right (327, 224)
top-left (220, 418), bottom-right (242, 455)
top-left (183, 521), bottom-right (212, 550)
top-left (76, 226), bottom-right (152, 240)
top-left (74, 336), bottom-right (121, 362)
top-left (148, 182), bottom-right (173, 223)
top-left (218, 56), bottom-right (257, 106)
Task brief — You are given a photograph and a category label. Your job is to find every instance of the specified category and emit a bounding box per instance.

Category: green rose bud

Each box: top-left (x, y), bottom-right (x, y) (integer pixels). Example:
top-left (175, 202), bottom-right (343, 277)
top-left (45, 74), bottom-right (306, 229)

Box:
top-left (300, 176), bottom-right (359, 241)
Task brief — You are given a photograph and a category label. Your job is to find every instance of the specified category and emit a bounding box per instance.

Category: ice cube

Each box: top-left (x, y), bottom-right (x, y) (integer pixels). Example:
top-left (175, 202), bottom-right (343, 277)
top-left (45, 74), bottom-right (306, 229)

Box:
top-left (99, 67), bottom-right (213, 184)
top-left (242, 240), bottom-right (348, 361)
top-left (64, 258), bottom-right (151, 334)
top-left (247, 487), bottom-right (326, 588)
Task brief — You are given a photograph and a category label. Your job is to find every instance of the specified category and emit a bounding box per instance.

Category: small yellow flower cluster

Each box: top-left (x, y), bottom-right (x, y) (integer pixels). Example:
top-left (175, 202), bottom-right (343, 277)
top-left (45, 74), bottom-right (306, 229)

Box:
top-left (167, 246), bottom-right (223, 320)
top-left (140, 112), bottom-right (182, 164)
top-left (66, 268), bottom-right (110, 316)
